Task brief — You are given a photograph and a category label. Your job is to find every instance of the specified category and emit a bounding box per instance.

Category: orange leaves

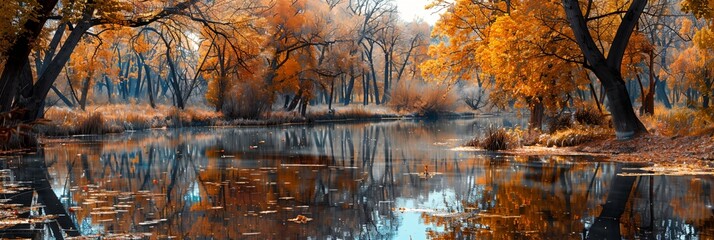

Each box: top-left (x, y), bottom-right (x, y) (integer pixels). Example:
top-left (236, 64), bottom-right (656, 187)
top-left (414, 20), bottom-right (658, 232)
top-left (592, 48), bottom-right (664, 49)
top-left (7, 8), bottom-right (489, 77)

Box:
top-left (682, 0), bottom-right (714, 23)
top-left (694, 26), bottom-right (714, 50)
top-left (424, 0), bottom-right (585, 111)
top-left (131, 34), bottom-right (151, 54)
top-left (621, 32), bottom-right (652, 79)
top-left (669, 25), bottom-right (714, 97)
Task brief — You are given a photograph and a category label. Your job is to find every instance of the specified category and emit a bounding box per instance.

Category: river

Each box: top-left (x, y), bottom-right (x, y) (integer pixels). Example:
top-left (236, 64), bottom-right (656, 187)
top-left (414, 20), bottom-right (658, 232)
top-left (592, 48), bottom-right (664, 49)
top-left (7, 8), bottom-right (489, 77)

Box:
top-left (4, 118), bottom-right (714, 239)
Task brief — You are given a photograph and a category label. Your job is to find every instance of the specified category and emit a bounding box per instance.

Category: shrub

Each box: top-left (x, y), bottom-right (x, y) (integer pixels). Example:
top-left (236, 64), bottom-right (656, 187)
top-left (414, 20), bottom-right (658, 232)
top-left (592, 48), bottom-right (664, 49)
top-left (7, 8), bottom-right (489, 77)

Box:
top-left (222, 82), bottom-right (271, 119)
top-left (389, 81), bottom-right (456, 117)
top-left (334, 106), bottom-right (373, 119)
top-left (574, 107), bottom-right (603, 126)
top-left (389, 81), bottom-right (423, 113)
top-left (520, 128), bottom-right (542, 146)
top-left (419, 85), bottom-right (457, 118)
top-left (546, 113), bottom-right (573, 133)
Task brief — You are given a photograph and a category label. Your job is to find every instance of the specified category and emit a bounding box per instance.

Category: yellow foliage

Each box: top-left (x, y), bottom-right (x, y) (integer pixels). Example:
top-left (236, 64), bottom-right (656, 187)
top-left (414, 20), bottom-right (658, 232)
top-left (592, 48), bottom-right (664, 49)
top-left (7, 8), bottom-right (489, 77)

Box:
top-left (641, 105), bottom-right (714, 137)
top-left (422, 0), bottom-right (598, 113)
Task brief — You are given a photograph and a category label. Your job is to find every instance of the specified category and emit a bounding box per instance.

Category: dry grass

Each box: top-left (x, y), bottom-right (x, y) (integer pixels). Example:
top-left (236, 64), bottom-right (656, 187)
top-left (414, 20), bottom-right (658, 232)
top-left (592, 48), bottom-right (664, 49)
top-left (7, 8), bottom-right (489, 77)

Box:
top-left (389, 82), bottom-right (457, 117)
top-left (477, 126), bottom-right (520, 151)
top-left (540, 125), bottom-right (612, 147)
top-left (41, 104), bottom-right (224, 136)
top-left (306, 105), bottom-right (398, 121)
top-left (641, 105), bottom-right (714, 137)
top-left (78, 112), bottom-right (104, 134)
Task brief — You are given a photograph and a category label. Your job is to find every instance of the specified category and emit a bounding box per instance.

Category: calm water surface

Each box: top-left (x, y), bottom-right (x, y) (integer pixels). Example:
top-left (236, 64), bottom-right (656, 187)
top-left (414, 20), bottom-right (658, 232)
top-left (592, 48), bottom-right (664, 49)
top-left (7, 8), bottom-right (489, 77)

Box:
top-left (22, 119), bottom-right (714, 238)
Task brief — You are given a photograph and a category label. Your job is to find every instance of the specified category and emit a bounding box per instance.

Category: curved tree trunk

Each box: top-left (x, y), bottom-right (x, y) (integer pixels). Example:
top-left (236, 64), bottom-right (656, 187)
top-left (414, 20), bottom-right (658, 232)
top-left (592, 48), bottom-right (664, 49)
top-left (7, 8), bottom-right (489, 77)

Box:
top-left (21, 18), bottom-right (93, 121)
top-left (0, 0), bottom-right (59, 112)
top-left (586, 164), bottom-right (637, 239)
top-left (562, 0), bottom-right (648, 139)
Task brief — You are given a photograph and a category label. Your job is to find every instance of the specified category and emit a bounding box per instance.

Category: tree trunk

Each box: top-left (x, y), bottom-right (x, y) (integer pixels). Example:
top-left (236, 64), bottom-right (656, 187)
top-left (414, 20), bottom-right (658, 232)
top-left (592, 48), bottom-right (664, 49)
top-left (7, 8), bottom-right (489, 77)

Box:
top-left (104, 75), bottom-right (114, 103)
top-left (21, 17), bottom-right (93, 121)
top-left (344, 68), bottom-right (355, 105)
top-left (300, 98), bottom-right (308, 117)
top-left (588, 83), bottom-right (603, 113)
top-left (135, 57), bottom-right (143, 102)
top-left (328, 78), bottom-right (335, 110)
top-left (382, 53), bottom-right (390, 103)
top-left (586, 164), bottom-right (637, 240)
top-left (704, 77), bottom-right (712, 109)
top-left (655, 78), bottom-right (671, 108)
top-left (138, 53), bottom-right (155, 108)
top-left (529, 101), bottom-right (544, 130)
top-left (562, 0), bottom-right (648, 139)
top-left (704, 94), bottom-right (710, 109)
top-left (365, 44), bottom-right (380, 105)
top-left (363, 72), bottom-right (369, 105)
top-left (79, 76), bottom-right (91, 110)
top-left (50, 85), bottom-right (74, 108)
top-left (605, 83), bottom-right (647, 138)
top-left (636, 74), bottom-right (654, 116)
top-left (287, 88), bottom-right (303, 111)
top-left (284, 94), bottom-right (291, 109)
top-left (0, 0), bottom-right (59, 112)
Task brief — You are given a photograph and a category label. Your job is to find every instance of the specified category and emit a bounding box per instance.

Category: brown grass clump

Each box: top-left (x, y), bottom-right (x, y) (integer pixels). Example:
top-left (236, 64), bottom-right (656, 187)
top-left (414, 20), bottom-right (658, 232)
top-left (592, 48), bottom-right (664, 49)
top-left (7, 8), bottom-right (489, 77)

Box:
top-left (333, 106), bottom-right (373, 119)
top-left (77, 112), bottom-right (104, 134)
top-left (480, 126), bottom-right (520, 151)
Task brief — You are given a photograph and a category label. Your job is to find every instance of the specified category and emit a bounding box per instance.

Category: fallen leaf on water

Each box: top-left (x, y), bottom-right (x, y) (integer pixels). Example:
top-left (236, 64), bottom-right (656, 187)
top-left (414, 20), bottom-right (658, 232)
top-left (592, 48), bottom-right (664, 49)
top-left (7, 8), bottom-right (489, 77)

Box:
top-left (287, 214), bottom-right (312, 224)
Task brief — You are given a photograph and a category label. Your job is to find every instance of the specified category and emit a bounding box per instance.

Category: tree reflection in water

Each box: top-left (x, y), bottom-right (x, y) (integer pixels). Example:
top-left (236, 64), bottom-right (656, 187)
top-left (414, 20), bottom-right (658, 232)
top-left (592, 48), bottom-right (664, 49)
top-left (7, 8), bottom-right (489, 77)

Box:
top-left (18, 119), bottom-right (714, 239)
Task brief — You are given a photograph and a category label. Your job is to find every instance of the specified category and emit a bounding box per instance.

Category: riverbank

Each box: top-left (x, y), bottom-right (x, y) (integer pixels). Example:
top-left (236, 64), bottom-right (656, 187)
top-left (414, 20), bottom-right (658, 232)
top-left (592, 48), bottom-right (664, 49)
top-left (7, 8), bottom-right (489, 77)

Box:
top-left (491, 132), bottom-right (714, 162)
top-left (464, 105), bottom-right (714, 165)
top-left (34, 104), bottom-right (474, 137)
top-left (574, 132), bottom-right (714, 162)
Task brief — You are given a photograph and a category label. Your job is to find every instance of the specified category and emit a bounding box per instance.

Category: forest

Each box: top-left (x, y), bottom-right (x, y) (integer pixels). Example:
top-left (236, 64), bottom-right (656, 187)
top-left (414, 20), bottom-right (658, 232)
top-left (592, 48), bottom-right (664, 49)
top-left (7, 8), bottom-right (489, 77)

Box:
top-left (1, 0), bottom-right (714, 238)
top-left (0, 0), bottom-right (712, 143)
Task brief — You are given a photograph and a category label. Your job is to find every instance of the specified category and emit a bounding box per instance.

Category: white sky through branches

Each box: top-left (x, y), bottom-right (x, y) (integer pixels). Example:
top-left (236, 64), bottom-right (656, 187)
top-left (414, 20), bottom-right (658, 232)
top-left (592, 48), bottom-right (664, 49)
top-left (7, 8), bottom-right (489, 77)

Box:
top-left (394, 0), bottom-right (442, 25)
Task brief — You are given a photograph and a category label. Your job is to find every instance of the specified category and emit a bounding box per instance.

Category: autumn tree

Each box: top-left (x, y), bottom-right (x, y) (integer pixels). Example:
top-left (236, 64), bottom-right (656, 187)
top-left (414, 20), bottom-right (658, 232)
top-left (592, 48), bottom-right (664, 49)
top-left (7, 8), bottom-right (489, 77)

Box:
top-left (422, 0), bottom-right (589, 129)
top-left (671, 26), bottom-right (714, 108)
top-left (680, 0), bottom-right (714, 108)
top-left (0, 0), bottom-right (205, 120)
top-left (635, 0), bottom-right (689, 112)
top-left (201, 8), bottom-right (268, 117)
top-left (561, 0), bottom-right (649, 138)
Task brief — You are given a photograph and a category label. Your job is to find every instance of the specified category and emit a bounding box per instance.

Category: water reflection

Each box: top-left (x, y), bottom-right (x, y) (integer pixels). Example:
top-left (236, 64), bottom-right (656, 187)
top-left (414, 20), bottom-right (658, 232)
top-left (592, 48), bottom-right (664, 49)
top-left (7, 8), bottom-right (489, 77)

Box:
top-left (22, 119), bottom-right (714, 239)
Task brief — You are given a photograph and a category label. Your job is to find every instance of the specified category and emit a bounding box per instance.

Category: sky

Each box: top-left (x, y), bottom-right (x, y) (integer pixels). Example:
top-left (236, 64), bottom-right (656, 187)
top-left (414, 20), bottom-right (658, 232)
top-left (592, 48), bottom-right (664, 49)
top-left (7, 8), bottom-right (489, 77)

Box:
top-left (393, 0), bottom-right (442, 25)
